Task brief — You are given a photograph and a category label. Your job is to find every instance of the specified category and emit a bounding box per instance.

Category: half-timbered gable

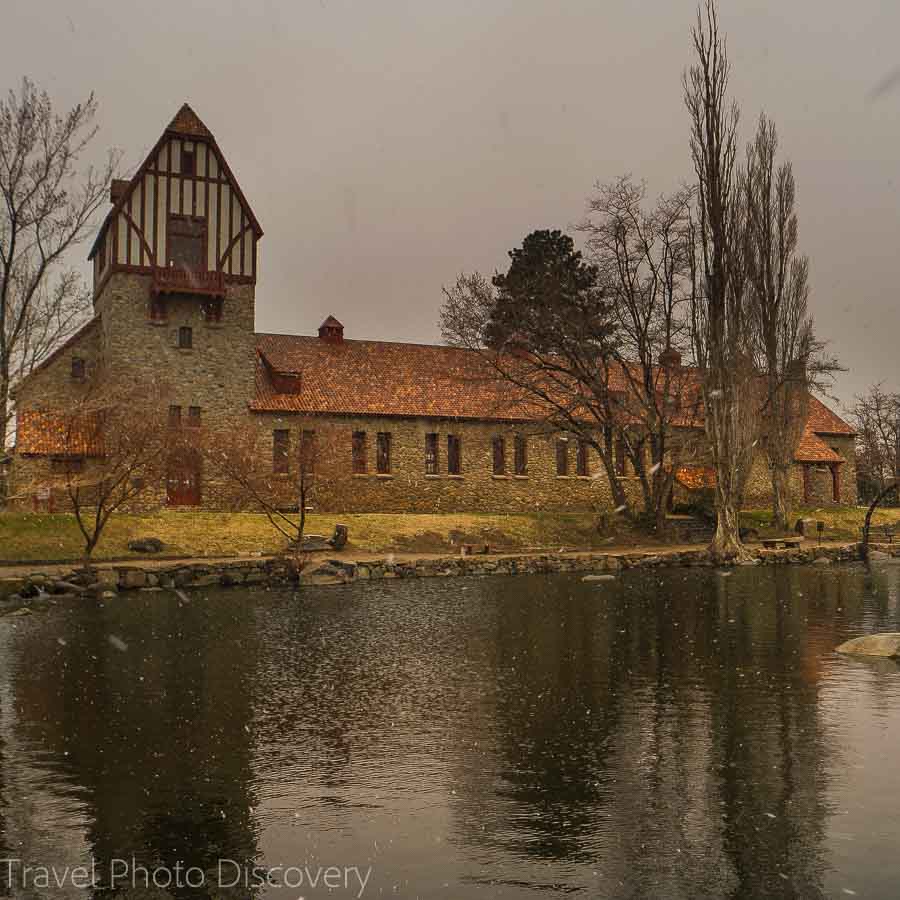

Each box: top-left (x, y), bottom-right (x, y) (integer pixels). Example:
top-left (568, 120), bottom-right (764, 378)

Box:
top-left (89, 103), bottom-right (262, 300)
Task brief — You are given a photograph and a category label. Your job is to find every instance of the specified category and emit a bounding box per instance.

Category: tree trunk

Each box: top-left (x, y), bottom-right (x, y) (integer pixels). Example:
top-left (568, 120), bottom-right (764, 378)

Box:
top-left (710, 491), bottom-right (746, 559)
top-left (0, 367), bottom-right (9, 452)
top-left (771, 463), bottom-right (791, 533)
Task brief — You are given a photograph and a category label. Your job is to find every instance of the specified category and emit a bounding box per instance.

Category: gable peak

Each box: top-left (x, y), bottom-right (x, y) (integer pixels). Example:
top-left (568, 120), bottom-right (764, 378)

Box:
top-left (166, 103), bottom-right (212, 139)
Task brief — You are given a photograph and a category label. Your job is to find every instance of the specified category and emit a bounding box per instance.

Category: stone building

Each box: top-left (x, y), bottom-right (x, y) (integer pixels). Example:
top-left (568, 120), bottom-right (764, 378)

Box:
top-left (10, 105), bottom-right (857, 514)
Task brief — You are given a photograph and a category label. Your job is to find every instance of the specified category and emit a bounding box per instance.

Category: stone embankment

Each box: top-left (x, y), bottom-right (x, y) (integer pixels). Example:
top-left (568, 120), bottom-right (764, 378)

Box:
top-left (1, 542), bottom-right (896, 609)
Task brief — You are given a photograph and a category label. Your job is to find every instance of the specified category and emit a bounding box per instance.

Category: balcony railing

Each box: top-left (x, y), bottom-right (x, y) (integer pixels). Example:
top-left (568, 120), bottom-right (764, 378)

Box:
top-left (151, 267), bottom-right (225, 298)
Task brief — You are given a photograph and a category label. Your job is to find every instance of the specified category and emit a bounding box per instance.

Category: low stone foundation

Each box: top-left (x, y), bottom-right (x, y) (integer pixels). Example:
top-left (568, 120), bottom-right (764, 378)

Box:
top-left (1, 542), bottom-right (897, 608)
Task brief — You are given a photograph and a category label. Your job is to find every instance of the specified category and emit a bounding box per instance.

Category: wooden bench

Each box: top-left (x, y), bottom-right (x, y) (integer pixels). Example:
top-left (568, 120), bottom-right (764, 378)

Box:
top-left (761, 537), bottom-right (803, 550)
top-left (862, 524), bottom-right (895, 543)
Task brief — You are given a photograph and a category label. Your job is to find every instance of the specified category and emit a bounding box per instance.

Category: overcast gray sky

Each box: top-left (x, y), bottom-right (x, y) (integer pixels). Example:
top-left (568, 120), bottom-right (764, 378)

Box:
top-left (5, 0), bottom-right (899, 407)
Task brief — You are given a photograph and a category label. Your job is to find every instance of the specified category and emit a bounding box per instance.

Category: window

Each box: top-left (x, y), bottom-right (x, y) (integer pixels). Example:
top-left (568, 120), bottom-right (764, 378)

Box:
top-left (71, 358), bottom-right (85, 380)
top-left (352, 431), bottom-right (367, 474)
top-left (831, 465), bottom-right (841, 502)
top-left (377, 432), bottom-right (392, 474)
top-left (448, 434), bottom-right (462, 475)
top-left (168, 405), bottom-right (182, 428)
top-left (556, 438), bottom-right (569, 476)
top-left (802, 465), bottom-right (811, 503)
top-left (576, 439), bottom-right (589, 476)
top-left (202, 299), bottom-right (222, 323)
top-left (178, 326), bottom-right (193, 349)
top-left (614, 436), bottom-right (626, 477)
top-left (149, 296), bottom-right (167, 322)
top-left (300, 430), bottom-right (316, 475)
top-left (273, 429), bottom-right (290, 474)
top-left (181, 146), bottom-right (195, 176)
top-left (187, 406), bottom-right (201, 427)
top-left (492, 436), bottom-right (506, 475)
top-left (167, 214), bottom-right (206, 272)
top-left (514, 435), bottom-right (527, 476)
top-left (425, 433), bottom-right (439, 475)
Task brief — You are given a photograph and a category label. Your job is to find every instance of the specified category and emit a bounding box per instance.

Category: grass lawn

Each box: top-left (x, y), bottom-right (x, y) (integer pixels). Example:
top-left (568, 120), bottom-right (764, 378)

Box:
top-left (0, 509), bottom-right (639, 564)
top-left (741, 505), bottom-right (900, 542)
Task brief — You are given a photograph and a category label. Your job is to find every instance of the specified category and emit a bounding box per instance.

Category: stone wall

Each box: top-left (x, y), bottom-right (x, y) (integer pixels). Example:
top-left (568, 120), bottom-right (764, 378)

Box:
top-left (3, 542), bottom-right (893, 609)
top-left (95, 272), bottom-right (257, 421)
top-left (245, 413), bottom-right (651, 514)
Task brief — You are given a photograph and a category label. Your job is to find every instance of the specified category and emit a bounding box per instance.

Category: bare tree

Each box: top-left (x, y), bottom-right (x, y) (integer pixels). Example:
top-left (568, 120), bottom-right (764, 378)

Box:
top-left (0, 78), bottom-right (117, 448)
top-left (205, 423), bottom-right (340, 559)
top-left (683, 1), bottom-right (761, 557)
top-left (17, 384), bottom-right (169, 566)
top-left (579, 177), bottom-right (704, 532)
top-left (849, 384), bottom-right (899, 504)
top-left (744, 114), bottom-right (839, 530)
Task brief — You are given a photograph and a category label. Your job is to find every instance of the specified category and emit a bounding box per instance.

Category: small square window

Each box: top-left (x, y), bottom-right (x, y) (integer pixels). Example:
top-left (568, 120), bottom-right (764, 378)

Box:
top-left (202, 299), bottom-right (222, 323)
top-left (71, 358), bottom-right (85, 380)
top-left (168, 405), bottom-right (182, 428)
top-left (150, 296), bottom-right (167, 322)
top-left (187, 406), bottom-right (201, 427)
top-left (178, 326), bottom-right (193, 349)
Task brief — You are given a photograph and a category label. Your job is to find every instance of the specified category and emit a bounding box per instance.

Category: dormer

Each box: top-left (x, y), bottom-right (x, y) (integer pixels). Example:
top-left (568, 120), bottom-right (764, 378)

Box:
top-left (318, 315), bottom-right (344, 344)
top-left (88, 103), bottom-right (263, 301)
top-left (259, 351), bottom-right (302, 394)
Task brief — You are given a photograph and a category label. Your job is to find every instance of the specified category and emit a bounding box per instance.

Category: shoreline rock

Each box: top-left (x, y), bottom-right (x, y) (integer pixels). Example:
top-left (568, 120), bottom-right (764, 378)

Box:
top-left (0, 541), bottom-right (895, 604)
top-left (836, 633), bottom-right (900, 658)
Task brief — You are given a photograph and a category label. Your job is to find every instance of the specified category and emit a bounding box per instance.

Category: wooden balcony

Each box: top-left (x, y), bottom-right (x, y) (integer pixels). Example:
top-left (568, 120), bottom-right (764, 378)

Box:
top-left (151, 267), bottom-right (225, 298)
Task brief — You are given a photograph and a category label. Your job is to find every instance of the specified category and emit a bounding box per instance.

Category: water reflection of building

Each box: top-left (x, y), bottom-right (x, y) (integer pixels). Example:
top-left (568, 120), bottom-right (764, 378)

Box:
top-left (447, 568), bottom-right (853, 899)
top-left (5, 591), bottom-right (261, 898)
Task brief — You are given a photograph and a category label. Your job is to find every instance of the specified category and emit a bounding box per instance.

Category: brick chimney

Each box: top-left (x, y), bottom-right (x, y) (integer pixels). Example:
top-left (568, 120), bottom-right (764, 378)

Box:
top-left (318, 315), bottom-right (344, 344)
top-left (110, 178), bottom-right (130, 204)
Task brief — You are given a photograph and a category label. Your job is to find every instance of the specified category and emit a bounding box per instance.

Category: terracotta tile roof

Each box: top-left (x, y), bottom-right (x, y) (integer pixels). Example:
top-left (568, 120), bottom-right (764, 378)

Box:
top-left (253, 334), bottom-right (538, 421)
top-left (675, 465), bottom-right (717, 489)
top-left (17, 411), bottom-right (104, 457)
top-left (166, 103), bottom-right (212, 139)
top-left (251, 334), bottom-right (853, 448)
top-left (794, 428), bottom-right (845, 464)
top-left (805, 395), bottom-right (856, 436)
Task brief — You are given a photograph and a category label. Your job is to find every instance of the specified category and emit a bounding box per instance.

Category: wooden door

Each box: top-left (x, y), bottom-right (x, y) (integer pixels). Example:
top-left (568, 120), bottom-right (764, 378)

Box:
top-left (166, 451), bottom-right (202, 506)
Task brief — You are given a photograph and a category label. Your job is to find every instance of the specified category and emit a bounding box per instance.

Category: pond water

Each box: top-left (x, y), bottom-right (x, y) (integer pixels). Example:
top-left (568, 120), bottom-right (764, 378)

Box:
top-left (1, 563), bottom-right (900, 899)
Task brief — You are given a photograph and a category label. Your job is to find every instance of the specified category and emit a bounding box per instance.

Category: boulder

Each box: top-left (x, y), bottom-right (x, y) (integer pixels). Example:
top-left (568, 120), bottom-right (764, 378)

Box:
top-left (127, 537), bottom-right (165, 554)
top-left (583, 574), bottom-right (616, 582)
top-left (50, 580), bottom-right (84, 595)
top-left (119, 569), bottom-right (147, 589)
top-left (836, 633), bottom-right (900, 658)
top-left (300, 534), bottom-right (332, 551)
top-left (868, 549), bottom-right (891, 561)
top-left (812, 556), bottom-right (831, 566)
top-left (94, 569), bottom-right (118, 588)
top-left (0, 578), bottom-right (27, 601)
